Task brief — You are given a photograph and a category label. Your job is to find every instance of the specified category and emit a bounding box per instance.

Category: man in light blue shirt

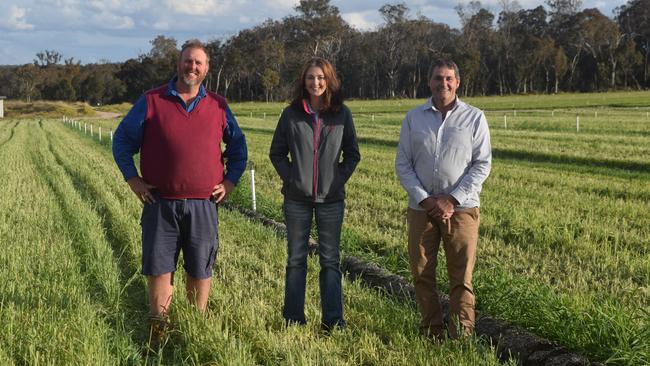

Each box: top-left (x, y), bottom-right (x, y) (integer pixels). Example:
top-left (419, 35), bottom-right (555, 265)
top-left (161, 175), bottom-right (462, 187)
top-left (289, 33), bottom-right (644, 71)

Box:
top-left (396, 59), bottom-right (491, 339)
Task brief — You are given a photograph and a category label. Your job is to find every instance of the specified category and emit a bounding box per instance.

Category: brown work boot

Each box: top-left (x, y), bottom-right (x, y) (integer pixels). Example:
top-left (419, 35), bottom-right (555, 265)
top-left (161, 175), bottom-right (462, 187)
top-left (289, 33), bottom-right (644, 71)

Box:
top-left (147, 315), bottom-right (171, 353)
top-left (420, 325), bottom-right (445, 342)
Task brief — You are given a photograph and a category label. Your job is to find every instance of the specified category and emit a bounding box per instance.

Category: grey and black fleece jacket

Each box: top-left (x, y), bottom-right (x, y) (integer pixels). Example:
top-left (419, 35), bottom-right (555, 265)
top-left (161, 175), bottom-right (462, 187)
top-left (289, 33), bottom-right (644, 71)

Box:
top-left (269, 100), bottom-right (360, 203)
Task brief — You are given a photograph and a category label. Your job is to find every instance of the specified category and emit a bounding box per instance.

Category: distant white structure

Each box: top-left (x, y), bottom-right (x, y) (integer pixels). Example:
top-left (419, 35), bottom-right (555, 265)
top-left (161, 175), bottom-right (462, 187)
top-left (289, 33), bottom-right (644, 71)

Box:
top-left (0, 96), bottom-right (5, 118)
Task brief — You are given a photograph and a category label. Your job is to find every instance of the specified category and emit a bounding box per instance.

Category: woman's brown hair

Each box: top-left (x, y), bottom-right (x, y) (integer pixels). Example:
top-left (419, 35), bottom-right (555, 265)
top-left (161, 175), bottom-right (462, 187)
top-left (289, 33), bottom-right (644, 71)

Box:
top-left (291, 57), bottom-right (342, 113)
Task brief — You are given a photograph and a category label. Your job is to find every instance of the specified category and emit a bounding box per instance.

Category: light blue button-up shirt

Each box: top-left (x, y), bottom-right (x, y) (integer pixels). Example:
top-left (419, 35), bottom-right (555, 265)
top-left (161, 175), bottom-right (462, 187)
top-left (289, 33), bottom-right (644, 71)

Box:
top-left (395, 97), bottom-right (492, 210)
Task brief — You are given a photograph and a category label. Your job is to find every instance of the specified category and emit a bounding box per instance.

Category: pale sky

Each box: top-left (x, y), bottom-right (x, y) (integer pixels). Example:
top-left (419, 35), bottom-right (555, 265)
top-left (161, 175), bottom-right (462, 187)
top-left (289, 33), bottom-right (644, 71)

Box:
top-left (0, 0), bottom-right (626, 65)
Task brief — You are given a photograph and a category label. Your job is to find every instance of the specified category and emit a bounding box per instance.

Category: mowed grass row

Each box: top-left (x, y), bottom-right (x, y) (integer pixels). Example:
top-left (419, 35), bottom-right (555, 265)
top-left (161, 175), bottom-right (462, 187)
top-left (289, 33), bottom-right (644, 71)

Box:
top-left (0, 119), bottom-right (511, 365)
top-left (0, 120), bottom-right (141, 364)
top-left (63, 99), bottom-right (650, 364)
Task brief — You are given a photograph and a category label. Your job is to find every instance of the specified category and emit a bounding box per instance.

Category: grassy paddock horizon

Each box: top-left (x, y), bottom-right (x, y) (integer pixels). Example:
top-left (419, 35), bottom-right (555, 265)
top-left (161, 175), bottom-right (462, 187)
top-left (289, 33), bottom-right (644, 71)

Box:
top-left (4, 89), bottom-right (650, 119)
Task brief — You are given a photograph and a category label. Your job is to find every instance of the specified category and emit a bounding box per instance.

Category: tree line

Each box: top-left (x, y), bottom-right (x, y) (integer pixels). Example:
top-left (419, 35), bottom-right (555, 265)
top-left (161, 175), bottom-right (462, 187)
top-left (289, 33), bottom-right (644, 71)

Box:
top-left (0, 0), bottom-right (648, 104)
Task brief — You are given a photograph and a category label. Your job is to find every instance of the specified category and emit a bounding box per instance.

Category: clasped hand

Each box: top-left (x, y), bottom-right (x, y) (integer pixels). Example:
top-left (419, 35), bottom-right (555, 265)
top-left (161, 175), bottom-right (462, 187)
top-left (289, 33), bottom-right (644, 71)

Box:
top-left (420, 194), bottom-right (456, 220)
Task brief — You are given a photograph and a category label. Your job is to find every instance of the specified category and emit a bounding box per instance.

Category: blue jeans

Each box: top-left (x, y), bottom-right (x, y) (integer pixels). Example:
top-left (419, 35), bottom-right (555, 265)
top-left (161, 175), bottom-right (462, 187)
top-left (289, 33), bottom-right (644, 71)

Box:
top-left (283, 198), bottom-right (345, 328)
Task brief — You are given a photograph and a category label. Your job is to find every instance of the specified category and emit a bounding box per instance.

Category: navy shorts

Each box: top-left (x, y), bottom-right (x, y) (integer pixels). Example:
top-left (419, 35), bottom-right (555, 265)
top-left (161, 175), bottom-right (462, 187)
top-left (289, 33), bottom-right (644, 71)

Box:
top-left (141, 196), bottom-right (219, 279)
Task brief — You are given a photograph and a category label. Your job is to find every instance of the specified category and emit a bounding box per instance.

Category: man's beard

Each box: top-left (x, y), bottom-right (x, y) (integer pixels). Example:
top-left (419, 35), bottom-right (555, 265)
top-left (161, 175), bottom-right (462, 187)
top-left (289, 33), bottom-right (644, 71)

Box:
top-left (182, 72), bottom-right (202, 86)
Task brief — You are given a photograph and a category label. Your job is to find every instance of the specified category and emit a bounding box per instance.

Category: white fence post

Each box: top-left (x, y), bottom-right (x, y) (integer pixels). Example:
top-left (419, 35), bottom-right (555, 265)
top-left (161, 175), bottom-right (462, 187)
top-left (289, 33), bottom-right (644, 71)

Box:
top-left (250, 162), bottom-right (257, 212)
top-left (504, 114), bottom-right (507, 129)
top-left (110, 130), bottom-right (113, 143)
top-left (99, 127), bottom-right (102, 142)
top-left (90, 125), bottom-right (93, 137)
top-left (576, 115), bottom-right (580, 132)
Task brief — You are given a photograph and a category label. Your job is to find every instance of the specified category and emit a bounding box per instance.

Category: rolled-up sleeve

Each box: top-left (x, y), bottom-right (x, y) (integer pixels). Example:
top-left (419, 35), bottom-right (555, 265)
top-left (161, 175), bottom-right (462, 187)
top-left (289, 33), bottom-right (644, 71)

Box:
top-left (222, 106), bottom-right (248, 185)
top-left (112, 95), bottom-right (147, 181)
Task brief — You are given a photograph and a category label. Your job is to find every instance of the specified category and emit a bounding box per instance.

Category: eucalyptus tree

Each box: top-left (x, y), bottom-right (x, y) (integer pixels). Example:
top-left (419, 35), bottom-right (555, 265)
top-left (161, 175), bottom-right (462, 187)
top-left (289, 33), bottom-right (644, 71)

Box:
top-left (616, 37), bottom-right (644, 88)
top-left (147, 36), bottom-right (179, 88)
top-left (617, 0), bottom-right (650, 86)
top-left (496, 3), bottom-right (521, 95)
top-left (456, 2), bottom-right (497, 95)
top-left (546, 0), bottom-right (585, 89)
top-left (12, 64), bottom-right (41, 102)
top-left (204, 39), bottom-right (224, 93)
top-left (513, 6), bottom-right (549, 93)
top-left (403, 19), bottom-right (456, 98)
top-left (33, 50), bottom-right (62, 68)
top-left (287, 0), bottom-right (349, 61)
top-left (337, 29), bottom-right (379, 98)
top-left (578, 8), bottom-right (624, 89)
top-left (377, 2), bottom-right (409, 98)
top-left (117, 57), bottom-right (157, 102)
top-left (80, 63), bottom-right (126, 105)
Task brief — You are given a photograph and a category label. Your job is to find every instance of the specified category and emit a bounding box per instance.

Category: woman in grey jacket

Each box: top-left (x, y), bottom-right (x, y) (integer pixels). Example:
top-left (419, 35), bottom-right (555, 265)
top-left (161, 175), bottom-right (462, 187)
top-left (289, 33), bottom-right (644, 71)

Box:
top-left (269, 57), bottom-right (360, 330)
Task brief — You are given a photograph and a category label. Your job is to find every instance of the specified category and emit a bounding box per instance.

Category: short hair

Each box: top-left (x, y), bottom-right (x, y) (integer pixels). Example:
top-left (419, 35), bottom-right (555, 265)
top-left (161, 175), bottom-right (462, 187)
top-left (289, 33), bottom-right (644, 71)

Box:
top-left (429, 59), bottom-right (460, 79)
top-left (291, 57), bottom-right (342, 113)
top-left (180, 39), bottom-right (210, 63)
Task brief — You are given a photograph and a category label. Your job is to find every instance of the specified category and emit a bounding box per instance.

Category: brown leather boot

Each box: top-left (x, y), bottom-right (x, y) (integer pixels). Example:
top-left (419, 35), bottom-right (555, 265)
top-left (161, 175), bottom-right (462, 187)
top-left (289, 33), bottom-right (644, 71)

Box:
top-left (147, 315), bottom-right (170, 353)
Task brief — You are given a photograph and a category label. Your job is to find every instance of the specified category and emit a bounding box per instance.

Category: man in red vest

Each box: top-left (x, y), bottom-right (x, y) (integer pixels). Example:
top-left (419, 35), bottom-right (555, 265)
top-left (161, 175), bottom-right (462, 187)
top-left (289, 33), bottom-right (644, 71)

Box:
top-left (113, 39), bottom-right (247, 348)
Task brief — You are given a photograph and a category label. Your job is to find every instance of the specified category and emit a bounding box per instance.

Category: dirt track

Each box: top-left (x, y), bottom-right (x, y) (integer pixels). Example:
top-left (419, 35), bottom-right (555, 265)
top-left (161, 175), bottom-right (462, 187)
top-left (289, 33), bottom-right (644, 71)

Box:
top-left (91, 111), bottom-right (122, 119)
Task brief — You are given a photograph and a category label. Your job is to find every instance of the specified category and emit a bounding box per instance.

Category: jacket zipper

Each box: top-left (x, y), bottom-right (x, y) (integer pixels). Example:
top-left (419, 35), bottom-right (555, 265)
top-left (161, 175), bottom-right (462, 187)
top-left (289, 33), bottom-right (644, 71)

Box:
top-left (312, 111), bottom-right (321, 201)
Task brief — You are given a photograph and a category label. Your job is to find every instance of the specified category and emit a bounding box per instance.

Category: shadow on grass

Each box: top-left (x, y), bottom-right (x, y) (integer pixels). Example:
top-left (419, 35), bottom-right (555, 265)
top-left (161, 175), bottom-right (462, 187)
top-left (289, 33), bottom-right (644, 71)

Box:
top-left (493, 148), bottom-right (650, 175)
top-left (0, 121), bottom-right (20, 149)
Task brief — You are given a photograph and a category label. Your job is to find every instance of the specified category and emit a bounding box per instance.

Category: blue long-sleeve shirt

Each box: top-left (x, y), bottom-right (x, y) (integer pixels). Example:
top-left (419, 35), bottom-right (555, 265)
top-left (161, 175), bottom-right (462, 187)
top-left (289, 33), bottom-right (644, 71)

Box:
top-left (112, 78), bottom-right (248, 185)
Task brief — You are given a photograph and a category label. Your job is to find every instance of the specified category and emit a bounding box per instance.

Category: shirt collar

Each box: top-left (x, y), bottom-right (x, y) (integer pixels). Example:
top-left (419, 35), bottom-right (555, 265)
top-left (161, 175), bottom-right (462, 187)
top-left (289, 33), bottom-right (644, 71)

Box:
top-left (425, 96), bottom-right (462, 113)
top-left (166, 76), bottom-right (207, 99)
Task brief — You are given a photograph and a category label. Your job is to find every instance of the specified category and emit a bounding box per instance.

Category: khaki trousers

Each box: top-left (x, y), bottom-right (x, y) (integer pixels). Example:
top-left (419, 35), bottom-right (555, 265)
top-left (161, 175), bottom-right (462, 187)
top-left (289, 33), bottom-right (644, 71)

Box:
top-left (407, 207), bottom-right (480, 339)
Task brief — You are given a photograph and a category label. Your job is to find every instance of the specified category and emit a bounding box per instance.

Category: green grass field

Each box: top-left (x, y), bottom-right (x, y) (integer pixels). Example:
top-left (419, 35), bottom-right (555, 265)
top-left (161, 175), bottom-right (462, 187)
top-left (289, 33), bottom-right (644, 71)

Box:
top-left (1, 91), bottom-right (650, 365)
top-left (228, 94), bottom-right (650, 365)
top-left (0, 120), bottom-right (510, 364)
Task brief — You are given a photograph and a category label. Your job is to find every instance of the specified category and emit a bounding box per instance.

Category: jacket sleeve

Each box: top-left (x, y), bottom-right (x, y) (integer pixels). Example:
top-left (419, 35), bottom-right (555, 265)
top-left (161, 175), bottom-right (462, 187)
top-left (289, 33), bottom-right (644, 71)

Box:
top-left (338, 107), bottom-right (360, 184)
top-left (222, 106), bottom-right (248, 185)
top-left (269, 108), bottom-right (291, 182)
top-left (112, 95), bottom-right (147, 181)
